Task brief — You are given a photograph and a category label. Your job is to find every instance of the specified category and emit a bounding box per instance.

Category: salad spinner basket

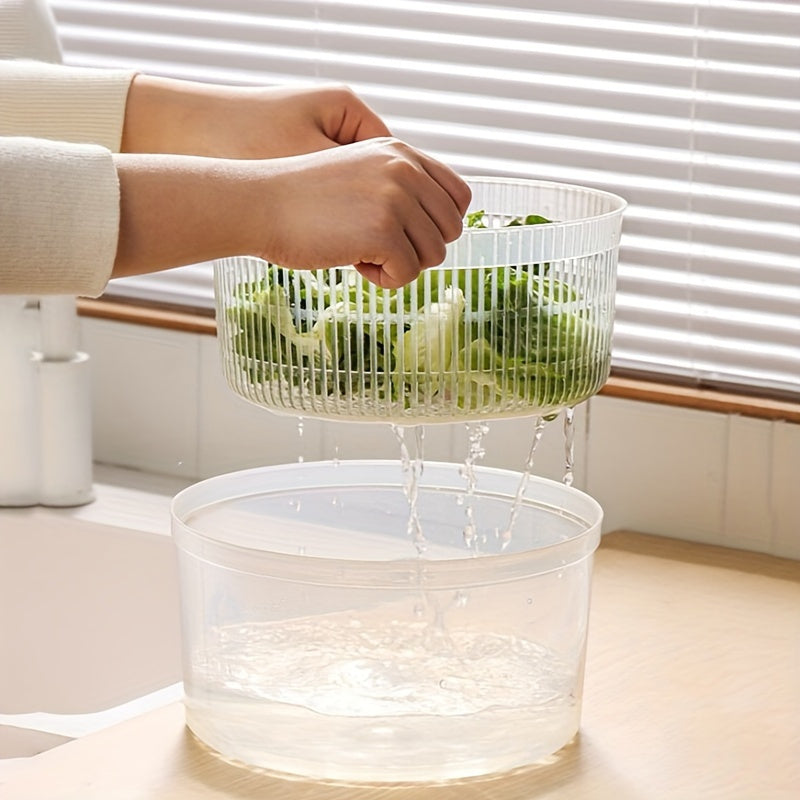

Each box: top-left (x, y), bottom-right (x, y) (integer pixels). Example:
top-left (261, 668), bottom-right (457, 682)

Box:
top-left (214, 178), bottom-right (625, 423)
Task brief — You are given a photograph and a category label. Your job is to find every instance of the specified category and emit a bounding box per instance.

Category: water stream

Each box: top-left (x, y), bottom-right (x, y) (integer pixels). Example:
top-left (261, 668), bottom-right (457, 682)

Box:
top-left (500, 415), bottom-right (550, 549)
top-left (391, 424), bottom-right (426, 554)
top-left (458, 421), bottom-right (490, 551)
top-left (318, 407), bottom-right (578, 554)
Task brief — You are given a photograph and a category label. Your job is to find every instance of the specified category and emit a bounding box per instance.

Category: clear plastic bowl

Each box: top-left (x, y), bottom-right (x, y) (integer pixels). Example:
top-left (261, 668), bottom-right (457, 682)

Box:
top-left (214, 177), bottom-right (625, 423)
top-left (171, 460), bottom-right (602, 783)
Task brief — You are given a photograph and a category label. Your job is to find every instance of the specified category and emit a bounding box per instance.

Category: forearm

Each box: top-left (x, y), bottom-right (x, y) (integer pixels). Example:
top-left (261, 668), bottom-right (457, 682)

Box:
top-left (120, 74), bottom-right (391, 159)
top-left (121, 75), bottom-right (243, 157)
top-left (112, 153), bottom-right (264, 278)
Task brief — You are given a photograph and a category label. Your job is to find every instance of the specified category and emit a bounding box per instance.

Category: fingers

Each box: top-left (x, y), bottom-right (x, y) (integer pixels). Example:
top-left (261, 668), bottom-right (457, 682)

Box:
top-left (414, 173), bottom-right (467, 247)
top-left (323, 137), bottom-right (470, 286)
top-left (345, 139), bottom-right (471, 288)
top-left (400, 148), bottom-right (471, 274)
top-left (403, 199), bottom-right (450, 269)
top-left (417, 152), bottom-right (473, 220)
top-left (257, 137), bottom-right (471, 291)
top-left (350, 231), bottom-right (437, 291)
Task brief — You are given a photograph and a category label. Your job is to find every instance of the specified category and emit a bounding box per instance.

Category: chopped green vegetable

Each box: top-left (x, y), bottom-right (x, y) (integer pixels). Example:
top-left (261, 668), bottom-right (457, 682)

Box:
top-left (224, 212), bottom-right (608, 416)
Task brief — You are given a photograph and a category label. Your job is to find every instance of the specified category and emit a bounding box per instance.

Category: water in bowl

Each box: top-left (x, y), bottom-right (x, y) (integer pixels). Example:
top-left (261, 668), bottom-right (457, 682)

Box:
top-left (185, 611), bottom-right (579, 782)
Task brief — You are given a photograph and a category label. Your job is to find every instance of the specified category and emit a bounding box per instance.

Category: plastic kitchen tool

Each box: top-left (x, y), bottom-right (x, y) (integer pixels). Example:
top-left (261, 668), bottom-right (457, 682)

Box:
top-left (171, 459), bottom-right (602, 782)
top-left (214, 178), bottom-right (625, 423)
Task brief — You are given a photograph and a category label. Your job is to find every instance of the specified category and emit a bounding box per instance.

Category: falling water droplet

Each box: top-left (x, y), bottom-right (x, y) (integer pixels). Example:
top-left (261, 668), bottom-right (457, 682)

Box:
top-left (563, 406), bottom-right (576, 487)
top-left (297, 416), bottom-right (305, 464)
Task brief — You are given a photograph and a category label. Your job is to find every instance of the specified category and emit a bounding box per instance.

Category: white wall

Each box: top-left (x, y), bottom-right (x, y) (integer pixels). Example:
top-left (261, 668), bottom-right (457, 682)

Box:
top-left (81, 318), bottom-right (800, 560)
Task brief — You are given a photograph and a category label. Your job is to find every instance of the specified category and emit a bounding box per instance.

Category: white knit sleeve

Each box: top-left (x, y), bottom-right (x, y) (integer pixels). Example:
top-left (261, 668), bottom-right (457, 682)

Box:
top-left (0, 60), bottom-right (135, 152)
top-left (0, 136), bottom-right (119, 297)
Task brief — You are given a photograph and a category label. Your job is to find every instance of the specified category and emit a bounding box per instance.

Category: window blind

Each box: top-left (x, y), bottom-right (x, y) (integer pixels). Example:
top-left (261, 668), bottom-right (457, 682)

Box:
top-left (50, 0), bottom-right (800, 397)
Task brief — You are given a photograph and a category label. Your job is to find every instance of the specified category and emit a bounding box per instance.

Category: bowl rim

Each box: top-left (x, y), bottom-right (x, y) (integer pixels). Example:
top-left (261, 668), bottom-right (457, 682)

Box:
top-left (171, 460), bottom-right (603, 588)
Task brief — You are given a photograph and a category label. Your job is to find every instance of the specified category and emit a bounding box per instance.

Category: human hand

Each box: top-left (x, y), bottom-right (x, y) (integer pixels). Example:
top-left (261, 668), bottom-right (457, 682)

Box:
top-left (250, 137), bottom-right (472, 289)
top-left (122, 76), bottom-right (392, 159)
top-left (113, 137), bottom-right (470, 290)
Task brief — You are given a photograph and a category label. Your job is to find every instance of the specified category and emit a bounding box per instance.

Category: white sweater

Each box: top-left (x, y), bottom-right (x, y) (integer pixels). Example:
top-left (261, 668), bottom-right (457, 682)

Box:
top-left (0, 0), bottom-right (135, 296)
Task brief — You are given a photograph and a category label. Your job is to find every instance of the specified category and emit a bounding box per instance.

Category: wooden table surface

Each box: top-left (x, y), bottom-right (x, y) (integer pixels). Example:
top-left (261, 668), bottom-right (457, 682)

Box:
top-left (4, 532), bottom-right (800, 799)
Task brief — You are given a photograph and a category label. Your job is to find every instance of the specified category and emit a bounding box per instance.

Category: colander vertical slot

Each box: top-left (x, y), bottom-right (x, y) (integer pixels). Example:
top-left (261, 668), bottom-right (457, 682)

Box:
top-left (253, 258), bottom-right (268, 408)
top-left (353, 279), bottom-right (364, 409)
top-left (427, 270), bottom-right (436, 410)
top-left (474, 262), bottom-right (489, 416)
top-left (290, 268), bottom-right (305, 411)
top-left (517, 262), bottom-right (529, 410)
top-left (395, 282), bottom-right (406, 413)
top-left (549, 255), bottom-right (564, 412)
top-left (423, 267), bottom-right (435, 410)
top-left (313, 268), bottom-right (329, 414)
top-left (458, 264), bottom-right (470, 412)
top-left (340, 272), bottom-right (353, 418)
top-left (510, 230), bottom-right (523, 406)
top-left (600, 246), bottom-right (617, 390)
top-left (408, 276), bottom-right (420, 411)
top-left (486, 262), bottom-right (500, 415)
top-left (576, 223), bottom-right (591, 404)
top-left (578, 249), bottom-right (597, 402)
top-left (378, 286), bottom-right (389, 415)
top-left (327, 267), bottom-right (343, 417)
top-left (364, 278), bottom-right (379, 413)
top-left (269, 263), bottom-right (287, 411)
top-left (538, 242), bottom-right (554, 411)
top-left (574, 256), bottom-right (587, 407)
top-left (520, 228), bottom-right (533, 408)
top-left (583, 251), bottom-right (601, 402)
top-left (249, 260), bottom-right (260, 408)
top-left (408, 277), bottom-right (420, 411)
top-left (441, 267), bottom-right (455, 413)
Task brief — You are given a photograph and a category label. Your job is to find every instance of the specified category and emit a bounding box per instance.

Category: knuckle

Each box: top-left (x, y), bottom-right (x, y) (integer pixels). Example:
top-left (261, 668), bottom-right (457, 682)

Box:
top-left (433, 238), bottom-right (448, 265)
top-left (421, 239), bottom-right (447, 269)
top-left (445, 215), bottom-right (464, 243)
top-left (458, 182), bottom-right (473, 212)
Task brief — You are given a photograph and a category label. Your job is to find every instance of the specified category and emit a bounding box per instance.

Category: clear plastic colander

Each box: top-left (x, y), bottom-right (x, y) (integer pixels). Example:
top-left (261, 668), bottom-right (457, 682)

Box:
top-left (214, 178), bottom-right (625, 423)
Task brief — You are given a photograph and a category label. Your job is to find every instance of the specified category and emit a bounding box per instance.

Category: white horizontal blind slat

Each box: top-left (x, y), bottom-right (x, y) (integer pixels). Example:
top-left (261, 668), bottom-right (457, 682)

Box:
top-left (48, 0), bottom-right (800, 396)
